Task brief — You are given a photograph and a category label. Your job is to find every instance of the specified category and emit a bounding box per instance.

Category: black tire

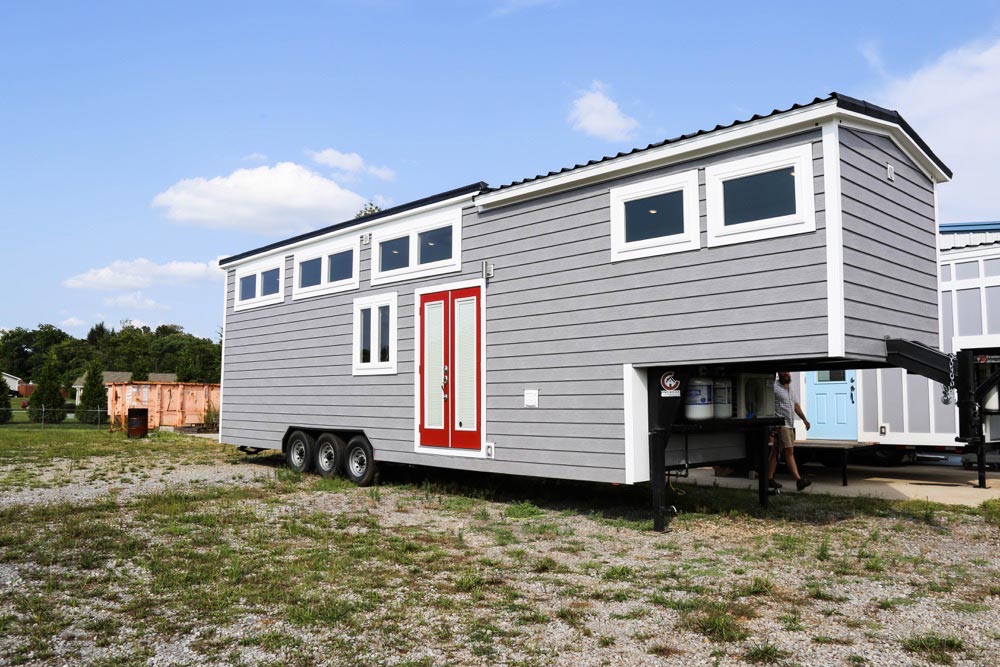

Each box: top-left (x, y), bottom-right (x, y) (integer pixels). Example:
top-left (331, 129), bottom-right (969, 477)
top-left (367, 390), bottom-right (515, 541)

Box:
top-left (344, 435), bottom-right (376, 486)
top-left (285, 430), bottom-right (314, 473)
top-left (314, 433), bottom-right (346, 479)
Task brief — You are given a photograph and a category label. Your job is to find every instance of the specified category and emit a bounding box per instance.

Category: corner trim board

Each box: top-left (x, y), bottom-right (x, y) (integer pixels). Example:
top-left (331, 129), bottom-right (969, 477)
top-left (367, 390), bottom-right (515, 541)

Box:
top-left (623, 364), bottom-right (649, 484)
top-left (822, 122), bottom-right (846, 358)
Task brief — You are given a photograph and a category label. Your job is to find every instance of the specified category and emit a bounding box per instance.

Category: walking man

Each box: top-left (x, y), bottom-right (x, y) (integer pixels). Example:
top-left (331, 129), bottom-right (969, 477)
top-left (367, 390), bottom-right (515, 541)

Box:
top-left (770, 371), bottom-right (812, 491)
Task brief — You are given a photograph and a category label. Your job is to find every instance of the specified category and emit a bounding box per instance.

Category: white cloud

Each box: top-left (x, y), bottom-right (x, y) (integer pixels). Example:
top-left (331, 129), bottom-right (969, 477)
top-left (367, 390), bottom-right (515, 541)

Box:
top-left (103, 291), bottom-right (170, 311)
top-left (60, 317), bottom-right (86, 329)
top-left (309, 149), bottom-right (396, 182)
top-left (151, 162), bottom-right (367, 234)
top-left (876, 38), bottom-right (1000, 223)
top-left (860, 40), bottom-right (888, 78)
top-left (568, 81), bottom-right (639, 142)
top-left (242, 152), bottom-right (268, 162)
top-left (64, 258), bottom-right (217, 290)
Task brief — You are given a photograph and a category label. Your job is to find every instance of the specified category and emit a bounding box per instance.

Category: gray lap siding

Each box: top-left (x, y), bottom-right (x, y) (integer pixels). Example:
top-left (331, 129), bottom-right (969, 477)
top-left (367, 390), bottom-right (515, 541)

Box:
top-left (840, 127), bottom-right (939, 360)
top-left (221, 132), bottom-right (829, 483)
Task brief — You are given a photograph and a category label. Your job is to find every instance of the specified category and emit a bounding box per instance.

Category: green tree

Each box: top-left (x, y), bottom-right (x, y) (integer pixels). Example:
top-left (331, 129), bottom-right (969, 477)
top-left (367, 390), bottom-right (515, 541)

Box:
top-left (355, 201), bottom-right (382, 218)
top-left (0, 359), bottom-right (12, 425)
top-left (77, 361), bottom-right (107, 424)
top-left (28, 359), bottom-right (66, 423)
top-left (131, 356), bottom-right (150, 382)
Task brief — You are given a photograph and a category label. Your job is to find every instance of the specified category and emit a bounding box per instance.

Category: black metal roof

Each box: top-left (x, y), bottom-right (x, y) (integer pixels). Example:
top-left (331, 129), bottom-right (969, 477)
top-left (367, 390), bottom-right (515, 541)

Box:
top-left (220, 93), bottom-right (949, 267)
top-left (487, 92), bottom-right (951, 193)
top-left (218, 182), bottom-right (488, 267)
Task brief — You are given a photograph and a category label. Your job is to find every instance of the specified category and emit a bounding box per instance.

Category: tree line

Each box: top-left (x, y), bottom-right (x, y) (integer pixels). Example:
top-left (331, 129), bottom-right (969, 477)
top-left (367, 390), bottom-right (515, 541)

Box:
top-left (0, 322), bottom-right (221, 424)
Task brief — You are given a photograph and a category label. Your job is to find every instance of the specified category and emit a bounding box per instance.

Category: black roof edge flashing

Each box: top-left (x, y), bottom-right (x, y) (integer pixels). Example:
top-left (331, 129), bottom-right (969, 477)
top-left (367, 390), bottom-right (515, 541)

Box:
top-left (218, 181), bottom-right (488, 267)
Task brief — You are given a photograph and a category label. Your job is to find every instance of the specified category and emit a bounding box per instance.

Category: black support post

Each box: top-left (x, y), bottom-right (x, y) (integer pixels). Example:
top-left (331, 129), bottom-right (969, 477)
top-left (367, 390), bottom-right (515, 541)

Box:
top-left (649, 430), bottom-right (669, 531)
top-left (756, 426), bottom-right (769, 509)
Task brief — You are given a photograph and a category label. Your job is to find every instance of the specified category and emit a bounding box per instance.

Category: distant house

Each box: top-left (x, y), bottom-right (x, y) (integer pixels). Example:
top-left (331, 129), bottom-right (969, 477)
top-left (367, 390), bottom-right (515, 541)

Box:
top-left (72, 370), bottom-right (178, 405)
top-left (2, 372), bottom-right (21, 397)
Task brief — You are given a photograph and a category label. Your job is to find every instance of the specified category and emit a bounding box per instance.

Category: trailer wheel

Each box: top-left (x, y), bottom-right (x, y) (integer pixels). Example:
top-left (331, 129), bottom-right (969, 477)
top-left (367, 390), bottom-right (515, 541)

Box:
top-left (314, 433), bottom-right (346, 479)
top-left (345, 435), bottom-right (376, 486)
top-left (286, 430), bottom-right (314, 473)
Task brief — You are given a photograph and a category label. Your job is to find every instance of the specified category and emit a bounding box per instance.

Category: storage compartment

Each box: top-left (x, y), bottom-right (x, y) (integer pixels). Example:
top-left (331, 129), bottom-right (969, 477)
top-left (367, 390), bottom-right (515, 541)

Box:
top-left (737, 374), bottom-right (776, 419)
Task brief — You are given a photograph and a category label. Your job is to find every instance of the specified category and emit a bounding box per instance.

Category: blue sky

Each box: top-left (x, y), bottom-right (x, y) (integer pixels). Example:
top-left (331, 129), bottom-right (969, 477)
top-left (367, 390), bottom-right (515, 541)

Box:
top-left (3, 0), bottom-right (1000, 339)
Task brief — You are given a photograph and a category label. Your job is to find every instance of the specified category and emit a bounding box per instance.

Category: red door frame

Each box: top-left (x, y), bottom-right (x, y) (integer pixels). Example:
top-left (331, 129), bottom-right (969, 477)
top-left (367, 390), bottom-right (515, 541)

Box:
top-left (418, 286), bottom-right (481, 450)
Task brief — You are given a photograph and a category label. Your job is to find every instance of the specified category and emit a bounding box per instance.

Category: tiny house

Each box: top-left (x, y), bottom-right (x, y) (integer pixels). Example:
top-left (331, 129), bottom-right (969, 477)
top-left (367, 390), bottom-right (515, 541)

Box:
top-left (218, 93), bottom-right (951, 488)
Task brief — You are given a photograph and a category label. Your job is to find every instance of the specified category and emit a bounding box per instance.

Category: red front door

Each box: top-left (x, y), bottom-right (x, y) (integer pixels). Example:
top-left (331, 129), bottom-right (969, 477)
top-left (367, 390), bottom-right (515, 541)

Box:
top-left (419, 286), bottom-right (481, 449)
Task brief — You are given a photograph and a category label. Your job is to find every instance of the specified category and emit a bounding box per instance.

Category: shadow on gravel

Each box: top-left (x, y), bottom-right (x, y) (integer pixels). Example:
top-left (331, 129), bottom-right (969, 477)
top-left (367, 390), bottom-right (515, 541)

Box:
top-left (236, 449), bottom-right (984, 530)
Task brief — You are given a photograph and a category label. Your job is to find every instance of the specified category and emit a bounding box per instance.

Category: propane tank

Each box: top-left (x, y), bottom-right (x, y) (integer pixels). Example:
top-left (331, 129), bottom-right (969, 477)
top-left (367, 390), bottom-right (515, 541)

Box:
top-left (713, 378), bottom-right (733, 419)
top-left (685, 377), bottom-right (714, 421)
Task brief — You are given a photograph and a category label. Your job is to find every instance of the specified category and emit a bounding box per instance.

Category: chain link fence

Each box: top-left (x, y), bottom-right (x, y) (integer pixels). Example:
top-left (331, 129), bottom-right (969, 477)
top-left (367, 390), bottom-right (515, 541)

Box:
top-left (1, 406), bottom-right (111, 429)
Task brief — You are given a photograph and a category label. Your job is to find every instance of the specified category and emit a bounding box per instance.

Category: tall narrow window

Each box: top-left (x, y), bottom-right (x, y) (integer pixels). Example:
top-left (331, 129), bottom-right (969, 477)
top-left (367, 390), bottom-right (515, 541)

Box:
top-left (359, 308), bottom-right (372, 363)
top-left (353, 292), bottom-right (398, 375)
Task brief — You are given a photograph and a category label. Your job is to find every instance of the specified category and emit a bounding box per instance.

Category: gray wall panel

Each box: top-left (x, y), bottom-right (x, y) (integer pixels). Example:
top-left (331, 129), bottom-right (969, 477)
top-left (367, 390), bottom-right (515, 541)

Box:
top-left (880, 369), bottom-right (905, 433)
top-left (906, 374), bottom-right (931, 433)
top-left (841, 128), bottom-right (939, 360)
top-left (861, 369), bottom-right (879, 433)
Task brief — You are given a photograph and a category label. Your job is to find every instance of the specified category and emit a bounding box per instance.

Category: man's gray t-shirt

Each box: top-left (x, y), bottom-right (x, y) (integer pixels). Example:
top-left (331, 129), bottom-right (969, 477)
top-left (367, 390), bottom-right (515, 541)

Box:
top-left (774, 380), bottom-right (797, 428)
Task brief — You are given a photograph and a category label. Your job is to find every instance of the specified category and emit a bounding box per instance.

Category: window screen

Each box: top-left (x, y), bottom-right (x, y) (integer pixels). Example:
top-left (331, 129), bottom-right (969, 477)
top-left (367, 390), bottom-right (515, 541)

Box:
top-left (299, 258), bottom-right (322, 288)
top-left (328, 249), bottom-right (353, 283)
top-left (624, 190), bottom-right (685, 243)
top-left (723, 166), bottom-right (796, 226)
top-left (239, 275), bottom-right (256, 301)
top-left (261, 268), bottom-right (280, 296)
top-left (380, 236), bottom-right (409, 272)
top-left (359, 308), bottom-right (372, 363)
top-left (418, 226), bottom-right (453, 264)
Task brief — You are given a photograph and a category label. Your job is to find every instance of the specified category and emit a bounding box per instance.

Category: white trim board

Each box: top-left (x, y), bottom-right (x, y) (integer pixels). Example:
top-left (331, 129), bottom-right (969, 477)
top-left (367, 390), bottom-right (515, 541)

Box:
top-left (413, 278), bottom-right (489, 459)
top-left (475, 103), bottom-right (949, 210)
top-left (623, 364), bottom-right (649, 484)
top-left (822, 122), bottom-right (846, 357)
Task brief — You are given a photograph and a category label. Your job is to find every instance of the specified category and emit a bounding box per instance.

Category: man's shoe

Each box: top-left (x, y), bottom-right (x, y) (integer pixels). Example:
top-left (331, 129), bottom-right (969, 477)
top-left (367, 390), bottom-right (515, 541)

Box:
top-left (796, 478), bottom-right (812, 491)
top-left (767, 479), bottom-right (783, 489)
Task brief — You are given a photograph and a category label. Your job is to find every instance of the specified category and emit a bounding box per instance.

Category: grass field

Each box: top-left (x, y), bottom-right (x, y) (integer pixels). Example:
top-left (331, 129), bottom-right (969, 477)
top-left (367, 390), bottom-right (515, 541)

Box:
top-left (0, 427), bottom-right (998, 666)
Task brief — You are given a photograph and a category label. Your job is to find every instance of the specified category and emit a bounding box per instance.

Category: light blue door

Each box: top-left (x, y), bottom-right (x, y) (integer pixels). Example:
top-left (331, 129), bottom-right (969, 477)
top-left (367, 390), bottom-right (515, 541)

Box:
top-left (805, 370), bottom-right (858, 440)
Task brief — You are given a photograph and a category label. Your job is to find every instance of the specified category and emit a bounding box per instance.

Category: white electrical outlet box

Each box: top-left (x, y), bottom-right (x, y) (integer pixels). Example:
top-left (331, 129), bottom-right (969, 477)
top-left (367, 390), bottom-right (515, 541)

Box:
top-left (879, 424), bottom-right (888, 436)
top-left (524, 389), bottom-right (539, 408)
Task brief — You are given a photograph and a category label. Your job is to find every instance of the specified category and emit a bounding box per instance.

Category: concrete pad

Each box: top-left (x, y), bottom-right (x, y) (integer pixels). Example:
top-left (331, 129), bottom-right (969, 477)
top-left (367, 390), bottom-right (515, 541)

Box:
top-left (685, 463), bottom-right (1000, 506)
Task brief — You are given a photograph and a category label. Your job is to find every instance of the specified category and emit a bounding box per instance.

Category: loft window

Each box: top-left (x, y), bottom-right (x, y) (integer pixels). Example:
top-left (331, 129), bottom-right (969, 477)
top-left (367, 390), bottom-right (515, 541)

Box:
top-left (353, 292), bottom-right (398, 375)
top-left (705, 143), bottom-right (816, 247)
top-left (234, 261), bottom-right (285, 311)
top-left (722, 167), bottom-right (796, 226)
top-left (369, 204), bottom-right (464, 286)
top-left (380, 236), bottom-right (409, 272)
top-left (418, 225), bottom-right (452, 264)
top-left (609, 170), bottom-right (700, 261)
top-left (291, 237), bottom-right (360, 301)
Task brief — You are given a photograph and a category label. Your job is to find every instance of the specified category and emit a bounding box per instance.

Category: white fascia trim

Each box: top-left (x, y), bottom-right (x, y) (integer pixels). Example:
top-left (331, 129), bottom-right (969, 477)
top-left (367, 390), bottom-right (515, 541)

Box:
top-left (623, 364), bottom-right (649, 484)
top-left (705, 143), bottom-right (816, 247)
top-left (953, 335), bottom-right (1000, 351)
top-left (413, 278), bottom-right (488, 458)
top-left (291, 235), bottom-right (361, 301)
top-left (370, 204), bottom-right (463, 286)
top-left (609, 169), bottom-right (700, 262)
top-left (475, 103), bottom-right (949, 210)
top-left (232, 256), bottom-right (285, 312)
top-left (221, 192), bottom-right (476, 271)
top-left (352, 291), bottom-right (398, 376)
top-left (835, 111), bottom-right (950, 184)
top-left (822, 122), bottom-right (846, 358)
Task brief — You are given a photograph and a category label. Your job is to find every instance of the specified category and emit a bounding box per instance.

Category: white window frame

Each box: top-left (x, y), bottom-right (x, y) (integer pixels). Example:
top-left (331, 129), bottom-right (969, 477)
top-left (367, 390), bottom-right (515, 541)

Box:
top-left (705, 143), bottom-right (816, 247)
top-left (609, 169), bottom-right (700, 262)
top-left (291, 236), bottom-right (360, 301)
top-left (370, 205), bottom-right (463, 286)
top-left (233, 257), bottom-right (285, 312)
top-left (352, 292), bottom-right (398, 376)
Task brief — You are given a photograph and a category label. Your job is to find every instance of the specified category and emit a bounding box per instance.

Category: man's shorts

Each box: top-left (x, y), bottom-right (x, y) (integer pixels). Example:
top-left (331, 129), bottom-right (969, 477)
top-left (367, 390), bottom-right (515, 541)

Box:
top-left (776, 427), bottom-right (795, 449)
